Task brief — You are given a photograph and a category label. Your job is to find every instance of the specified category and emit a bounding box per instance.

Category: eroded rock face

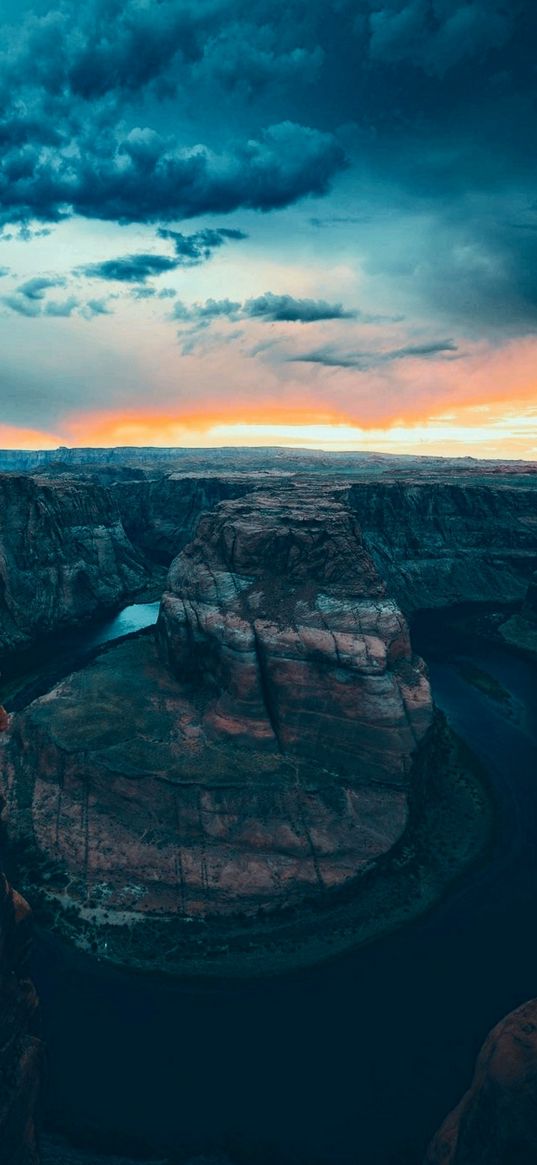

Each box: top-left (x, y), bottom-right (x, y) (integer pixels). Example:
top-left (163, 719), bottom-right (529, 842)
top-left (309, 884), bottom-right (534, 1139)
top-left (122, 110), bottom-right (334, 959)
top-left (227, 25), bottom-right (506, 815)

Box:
top-left (426, 998), bottom-right (537, 1164)
top-left (0, 474), bottom-right (148, 657)
top-left (113, 474), bottom-right (259, 565)
top-left (499, 570), bottom-right (537, 659)
top-left (348, 481), bottom-right (537, 612)
top-left (1, 485), bottom-right (432, 938)
top-left (158, 485), bottom-right (432, 781)
top-left (0, 849), bottom-right (41, 1164)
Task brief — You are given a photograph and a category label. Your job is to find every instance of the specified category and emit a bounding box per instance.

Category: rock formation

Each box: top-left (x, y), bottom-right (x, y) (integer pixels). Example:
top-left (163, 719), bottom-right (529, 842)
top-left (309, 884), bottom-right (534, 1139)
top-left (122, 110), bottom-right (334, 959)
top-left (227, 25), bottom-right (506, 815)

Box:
top-left (2, 465), bottom-right (537, 661)
top-left (499, 570), bottom-right (537, 659)
top-left (113, 473), bottom-right (258, 565)
top-left (0, 474), bottom-right (149, 657)
top-left (158, 484), bottom-right (432, 778)
top-left (348, 480), bottom-right (537, 611)
top-left (425, 997), bottom-right (537, 1164)
top-left (1, 484), bottom-right (432, 962)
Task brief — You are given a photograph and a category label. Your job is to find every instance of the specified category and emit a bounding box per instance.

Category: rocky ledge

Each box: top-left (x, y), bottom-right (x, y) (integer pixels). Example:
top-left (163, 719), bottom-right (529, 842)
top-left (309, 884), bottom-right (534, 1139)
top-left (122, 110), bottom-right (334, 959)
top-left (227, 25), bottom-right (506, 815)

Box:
top-left (0, 485), bottom-right (490, 975)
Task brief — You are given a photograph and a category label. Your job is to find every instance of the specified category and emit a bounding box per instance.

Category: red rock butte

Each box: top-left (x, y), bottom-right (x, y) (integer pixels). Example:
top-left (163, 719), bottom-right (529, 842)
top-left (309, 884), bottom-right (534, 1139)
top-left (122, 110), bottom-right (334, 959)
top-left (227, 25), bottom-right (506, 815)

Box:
top-left (3, 484), bottom-right (432, 927)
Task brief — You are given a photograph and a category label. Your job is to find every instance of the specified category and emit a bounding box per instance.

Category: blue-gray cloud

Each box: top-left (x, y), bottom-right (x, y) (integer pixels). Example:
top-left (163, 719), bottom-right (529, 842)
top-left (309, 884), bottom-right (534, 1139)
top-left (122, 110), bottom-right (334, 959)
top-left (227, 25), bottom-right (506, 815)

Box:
top-left (157, 227), bottom-right (248, 265)
top-left (173, 292), bottom-right (357, 325)
top-left (18, 276), bottom-right (66, 299)
top-left (289, 339), bottom-right (458, 369)
top-left (81, 254), bottom-right (180, 283)
top-left (0, 116), bottom-right (346, 226)
top-left (243, 293), bottom-right (356, 322)
top-left (0, 0), bottom-right (535, 344)
top-left (367, 1), bottom-right (516, 76)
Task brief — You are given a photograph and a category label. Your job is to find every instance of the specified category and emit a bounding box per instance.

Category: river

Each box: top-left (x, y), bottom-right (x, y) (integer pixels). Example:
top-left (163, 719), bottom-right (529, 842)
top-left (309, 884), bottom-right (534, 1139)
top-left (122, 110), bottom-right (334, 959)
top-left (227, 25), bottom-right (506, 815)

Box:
top-left (19, 607), bottom-right (537, 1163)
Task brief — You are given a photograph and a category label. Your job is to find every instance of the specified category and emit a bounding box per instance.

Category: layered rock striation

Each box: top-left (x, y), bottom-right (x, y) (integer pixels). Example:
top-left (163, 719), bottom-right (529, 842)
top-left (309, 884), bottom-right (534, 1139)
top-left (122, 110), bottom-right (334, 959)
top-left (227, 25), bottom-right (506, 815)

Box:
top-left (348, 480), bottom-right (537, 612)
top-left (113, 473), bottom-right (258, 565)
top-left (2, 485), bottom-right (432, 947)
top-left (158, 485), bottom-right (432, 780)
top-left (0, 474), bottom-right (148, 657)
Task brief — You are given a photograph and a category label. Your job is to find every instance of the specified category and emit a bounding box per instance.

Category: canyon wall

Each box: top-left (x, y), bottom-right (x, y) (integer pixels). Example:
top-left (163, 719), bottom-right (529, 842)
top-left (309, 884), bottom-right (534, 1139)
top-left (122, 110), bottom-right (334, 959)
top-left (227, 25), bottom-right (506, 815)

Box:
top-left (348, 481), bottom-right (537, 612)
top-left (2, 470), bottom-right (537, 660)
top-left (112, 474), bottom-right (258, 564)
top-left (0, 475), bottom-right (148, 657)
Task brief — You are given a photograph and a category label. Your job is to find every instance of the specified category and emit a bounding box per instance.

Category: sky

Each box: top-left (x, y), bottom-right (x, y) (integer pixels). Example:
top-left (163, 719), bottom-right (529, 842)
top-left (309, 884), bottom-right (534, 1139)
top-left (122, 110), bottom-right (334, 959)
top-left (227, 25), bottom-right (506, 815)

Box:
top-left (1, 0), bottom-right (536, 457)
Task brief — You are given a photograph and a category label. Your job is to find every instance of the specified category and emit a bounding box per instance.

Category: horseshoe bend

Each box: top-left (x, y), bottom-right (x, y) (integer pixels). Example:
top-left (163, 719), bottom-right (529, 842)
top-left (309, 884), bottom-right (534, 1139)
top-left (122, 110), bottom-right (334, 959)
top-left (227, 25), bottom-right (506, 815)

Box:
top-left (0, 481), bottom-right (491, 976)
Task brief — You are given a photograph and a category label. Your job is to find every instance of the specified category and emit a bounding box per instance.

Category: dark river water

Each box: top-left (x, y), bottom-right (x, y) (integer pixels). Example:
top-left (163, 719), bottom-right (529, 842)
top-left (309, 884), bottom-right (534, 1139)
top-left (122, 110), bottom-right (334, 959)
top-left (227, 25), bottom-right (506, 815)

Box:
top-left (24, 607), bottom-right (537, 1164)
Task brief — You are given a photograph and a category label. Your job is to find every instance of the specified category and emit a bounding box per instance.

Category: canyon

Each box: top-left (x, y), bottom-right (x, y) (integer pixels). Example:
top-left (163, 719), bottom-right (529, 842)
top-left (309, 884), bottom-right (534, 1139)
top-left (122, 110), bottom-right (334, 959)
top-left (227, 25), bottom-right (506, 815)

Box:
top-left (1, 481), bottom-right (435, 964)
top-left (0, 475), bottom-right (149, 656)
top-left (0, 448), bottom-right (536, 1162)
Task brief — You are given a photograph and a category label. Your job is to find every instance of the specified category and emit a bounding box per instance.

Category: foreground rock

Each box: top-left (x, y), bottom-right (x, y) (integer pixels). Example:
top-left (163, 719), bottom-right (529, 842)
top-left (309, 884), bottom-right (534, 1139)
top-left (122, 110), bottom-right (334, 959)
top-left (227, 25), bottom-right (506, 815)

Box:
top-left (0, 474), bottom-right (148, 658)
top-left (0, 484), bottom-right (452, 973)
top-left (0, 803), bottom-right (42, 1164)
top-left (426, 998), bottom-right (537, 1164)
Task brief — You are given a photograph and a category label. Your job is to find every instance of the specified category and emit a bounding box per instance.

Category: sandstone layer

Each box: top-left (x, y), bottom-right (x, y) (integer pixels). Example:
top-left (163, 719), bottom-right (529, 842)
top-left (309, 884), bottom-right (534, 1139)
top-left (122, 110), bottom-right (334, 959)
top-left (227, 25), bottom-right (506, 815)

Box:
top-left (426, 997), bottom-right (537, 1164)
top-left (0, 475), bottom-right (148, 658)
top-left (1, 485), bottom-right (432, 959)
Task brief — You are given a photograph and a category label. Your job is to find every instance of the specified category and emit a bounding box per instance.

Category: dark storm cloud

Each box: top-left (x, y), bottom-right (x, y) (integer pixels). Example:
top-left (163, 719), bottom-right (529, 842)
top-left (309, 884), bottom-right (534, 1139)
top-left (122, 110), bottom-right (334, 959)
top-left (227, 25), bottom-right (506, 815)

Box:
top-left (0, 119), bottom-right (345, 226)
top-left (157, 227), bottom-right (248, 265)
top-left (290, 339), bottom-right (458, 369)
top-left (173, 292), bottom-right (357, 325)
top-left (366, 0), bottom-right (516, 76)
top-left (81, 254), bottom-right (180, 283)
top-left (0, 0), bottom-right (535, 339)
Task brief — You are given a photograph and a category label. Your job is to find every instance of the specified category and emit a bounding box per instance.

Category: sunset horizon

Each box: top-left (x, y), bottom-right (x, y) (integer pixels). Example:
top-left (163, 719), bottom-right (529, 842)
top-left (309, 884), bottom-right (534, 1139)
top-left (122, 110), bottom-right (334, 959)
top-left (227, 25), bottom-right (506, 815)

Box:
top-left (2, 1), bottom-right (536, 463)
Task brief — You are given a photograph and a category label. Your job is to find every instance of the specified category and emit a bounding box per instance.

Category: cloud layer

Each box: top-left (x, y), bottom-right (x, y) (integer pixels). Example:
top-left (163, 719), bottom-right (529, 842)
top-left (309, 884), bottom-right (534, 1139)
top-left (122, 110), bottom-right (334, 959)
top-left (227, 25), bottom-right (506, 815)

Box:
top-left (0, 0), bottom-right (535, 455)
